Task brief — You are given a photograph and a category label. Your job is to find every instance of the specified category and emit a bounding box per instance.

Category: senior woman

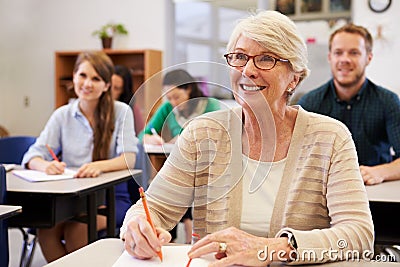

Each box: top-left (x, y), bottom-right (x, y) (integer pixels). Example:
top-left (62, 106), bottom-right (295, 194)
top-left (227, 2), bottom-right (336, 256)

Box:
top-left (120, 10), bottom-right (374, 266)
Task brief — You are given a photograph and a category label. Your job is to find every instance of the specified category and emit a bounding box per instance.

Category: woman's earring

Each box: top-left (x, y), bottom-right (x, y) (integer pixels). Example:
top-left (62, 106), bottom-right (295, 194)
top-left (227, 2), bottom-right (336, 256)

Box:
top-left (287, 87), bottom-right (294, 93)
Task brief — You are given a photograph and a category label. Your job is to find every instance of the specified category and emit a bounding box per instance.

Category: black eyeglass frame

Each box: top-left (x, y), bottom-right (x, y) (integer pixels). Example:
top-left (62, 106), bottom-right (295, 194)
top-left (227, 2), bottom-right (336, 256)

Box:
top-left (223, 53), bottom-right (289, 70)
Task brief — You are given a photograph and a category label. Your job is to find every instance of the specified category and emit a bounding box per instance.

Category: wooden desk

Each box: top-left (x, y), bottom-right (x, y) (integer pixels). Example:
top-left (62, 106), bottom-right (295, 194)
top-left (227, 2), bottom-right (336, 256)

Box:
top-left (6, 169), bottom-right (141, 243)
top-left (0, 205), bottom-right (22, 220)
top-left (44, 238), bottom-right (400, 267)
top-left (365, 180), bottom-right (400, 246)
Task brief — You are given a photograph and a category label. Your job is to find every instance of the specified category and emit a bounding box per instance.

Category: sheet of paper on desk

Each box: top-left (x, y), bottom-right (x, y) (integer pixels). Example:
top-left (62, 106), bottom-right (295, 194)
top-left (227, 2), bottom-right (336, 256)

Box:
top-left (12, 168), bottom-right (77, 182)
top-left (144, 143), bottom-right (175, 153)
top-left (112, 245), bottom-right (240, 267)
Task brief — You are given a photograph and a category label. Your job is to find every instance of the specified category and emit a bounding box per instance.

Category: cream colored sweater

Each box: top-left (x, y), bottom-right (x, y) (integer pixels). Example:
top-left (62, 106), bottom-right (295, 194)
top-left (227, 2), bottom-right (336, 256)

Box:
top-left (121, 106), bottom-right (374, 264)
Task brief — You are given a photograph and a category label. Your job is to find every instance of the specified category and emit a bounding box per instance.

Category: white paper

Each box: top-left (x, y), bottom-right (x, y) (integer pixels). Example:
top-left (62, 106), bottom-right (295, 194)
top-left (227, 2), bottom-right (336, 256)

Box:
top-left (112, 245), bottom-right (230, 267)
top-left (144, 143), bottom-right (175, 154)
top-left (12, 168), bottom-right (77, 182)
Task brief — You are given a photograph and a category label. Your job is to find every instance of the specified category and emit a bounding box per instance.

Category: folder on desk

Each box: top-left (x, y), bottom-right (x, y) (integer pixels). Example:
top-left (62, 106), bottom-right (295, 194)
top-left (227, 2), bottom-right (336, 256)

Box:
top-left (12, 169), bottom-right (76, 182)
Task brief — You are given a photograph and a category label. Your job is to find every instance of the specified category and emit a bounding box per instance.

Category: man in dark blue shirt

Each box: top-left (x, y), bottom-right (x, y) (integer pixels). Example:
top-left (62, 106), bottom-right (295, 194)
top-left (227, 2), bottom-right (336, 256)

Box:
top-left (298, 24), bottom-right (400, 185)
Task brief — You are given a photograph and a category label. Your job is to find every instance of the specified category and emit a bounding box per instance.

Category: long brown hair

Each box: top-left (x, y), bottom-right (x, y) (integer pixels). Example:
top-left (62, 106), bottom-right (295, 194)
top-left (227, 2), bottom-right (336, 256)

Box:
top-left (73, 51), bottom-right (115, 161)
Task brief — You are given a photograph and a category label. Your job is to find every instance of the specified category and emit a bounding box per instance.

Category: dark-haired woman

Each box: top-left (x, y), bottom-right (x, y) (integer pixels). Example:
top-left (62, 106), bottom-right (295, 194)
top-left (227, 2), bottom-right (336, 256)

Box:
top-left (139, 69), bottom-right (220, 144)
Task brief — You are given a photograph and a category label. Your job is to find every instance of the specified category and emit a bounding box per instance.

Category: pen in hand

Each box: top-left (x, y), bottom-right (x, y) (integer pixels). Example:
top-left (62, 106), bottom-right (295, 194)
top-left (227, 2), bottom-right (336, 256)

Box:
top-left (186, 233), bottom-right (200, 267)
top-left (148, 125), bottom-right (164, 145)
top-left (46, 144), bottom-right (59, 162)
top-left (150, 127), bottom-right (159, 136)
top-left (45, 144), bottom-right (67, 175)
top-left (148, 122), bottom-right (159, 136)
top-left (139, 187), bottom-right (163, 262)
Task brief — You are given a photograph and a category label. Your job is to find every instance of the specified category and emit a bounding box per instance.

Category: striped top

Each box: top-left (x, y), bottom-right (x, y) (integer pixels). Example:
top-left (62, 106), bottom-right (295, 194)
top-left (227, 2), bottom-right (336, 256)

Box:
top-left (121, 106), bottom-right (374, 264)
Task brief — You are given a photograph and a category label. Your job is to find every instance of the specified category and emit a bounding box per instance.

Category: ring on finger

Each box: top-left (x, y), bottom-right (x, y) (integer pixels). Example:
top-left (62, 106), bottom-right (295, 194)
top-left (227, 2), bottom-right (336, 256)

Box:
top-left (218, 242), bottom-right (227, 253)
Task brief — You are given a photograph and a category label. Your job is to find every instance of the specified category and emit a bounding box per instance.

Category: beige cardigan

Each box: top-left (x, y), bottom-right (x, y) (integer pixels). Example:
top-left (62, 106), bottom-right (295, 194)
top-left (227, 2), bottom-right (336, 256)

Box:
top-left (121, 106), bottom-right (374, 264)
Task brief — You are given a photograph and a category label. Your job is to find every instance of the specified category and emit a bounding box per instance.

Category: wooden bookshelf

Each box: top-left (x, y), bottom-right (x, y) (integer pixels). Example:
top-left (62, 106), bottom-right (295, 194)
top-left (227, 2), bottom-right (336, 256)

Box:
top-left (54, 49), bottom-right (163, 122)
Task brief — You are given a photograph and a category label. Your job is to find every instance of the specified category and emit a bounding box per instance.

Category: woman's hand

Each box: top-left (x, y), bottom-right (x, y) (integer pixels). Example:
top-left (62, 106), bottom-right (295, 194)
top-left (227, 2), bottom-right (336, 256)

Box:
top-left (123, 215), bottom-right (171, 260)
top-left (360, 165), bottom-right (385, 185)
top-left (143, 134), bottom-right (165, 145)
top-left (44, 160), bottom-right (67, 175)
top-left (28, 157), bottom-right (66, 174)
top-left (75, 161), bottom-right (103, 178)
top-left (188, 227), bottom-right (275, 267)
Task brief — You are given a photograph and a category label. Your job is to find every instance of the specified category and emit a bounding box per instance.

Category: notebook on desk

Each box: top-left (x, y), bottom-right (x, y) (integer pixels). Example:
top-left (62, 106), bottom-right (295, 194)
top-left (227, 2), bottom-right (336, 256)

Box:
top-left (12, 168), bottom-right (76, 182)
top-left (112, 245), bottom-right (240, 267)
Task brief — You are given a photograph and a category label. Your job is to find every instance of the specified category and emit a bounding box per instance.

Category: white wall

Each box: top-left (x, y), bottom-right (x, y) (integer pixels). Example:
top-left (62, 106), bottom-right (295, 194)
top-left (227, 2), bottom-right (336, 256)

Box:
top-left (293, 2), bottom-right (400, 100)
top-left (353, 1), bottom-right (400, 95)
top-left (0, 0), bottom-right (166, 136)
top-left (1, 1), bottom-right (399, 136)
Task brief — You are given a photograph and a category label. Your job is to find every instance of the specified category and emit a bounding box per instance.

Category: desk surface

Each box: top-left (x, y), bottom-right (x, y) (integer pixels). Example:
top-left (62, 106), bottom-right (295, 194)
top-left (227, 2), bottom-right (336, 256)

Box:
top-left (7, 168), bottom-right (141, 194)
top-left (0, 205), bottom-right (22, 220)
top-left (365, 180), bottom-right (400, 203)
top-left (44, 238), bottom-right (400, 267)
top-left (7, 168), bottom-right (142, 241)
top-left (44, 238), bottom-right (124, 267)
top-left (144, 143), bottom-right (174, 154)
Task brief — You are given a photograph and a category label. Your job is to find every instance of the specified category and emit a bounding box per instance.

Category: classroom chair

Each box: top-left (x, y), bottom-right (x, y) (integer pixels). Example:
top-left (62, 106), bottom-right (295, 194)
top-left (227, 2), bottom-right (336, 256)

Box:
top-left (0, 136), bottom-right (36, 164)
top-left (0, 136), bottom-right (37, 267)
top-left (0, 165), bottom-right (10, 267)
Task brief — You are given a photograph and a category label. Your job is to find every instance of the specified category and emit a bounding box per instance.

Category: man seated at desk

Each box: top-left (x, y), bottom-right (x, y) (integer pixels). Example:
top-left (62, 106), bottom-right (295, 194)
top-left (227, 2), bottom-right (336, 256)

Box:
top-left (298, 23), bottom-right (400, 185)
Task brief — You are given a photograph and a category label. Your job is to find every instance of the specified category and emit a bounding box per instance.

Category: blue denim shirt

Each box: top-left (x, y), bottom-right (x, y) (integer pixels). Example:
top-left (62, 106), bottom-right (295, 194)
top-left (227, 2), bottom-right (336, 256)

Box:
top-left (22, 99), bottom-right (138, 166)
top-left (22, 99), bottom-right (138, 226)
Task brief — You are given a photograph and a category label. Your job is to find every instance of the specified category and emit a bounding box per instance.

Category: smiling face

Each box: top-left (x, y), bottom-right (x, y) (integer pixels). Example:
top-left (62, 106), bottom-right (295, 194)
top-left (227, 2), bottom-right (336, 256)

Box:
top-left (73, 61), bottom-right (109, 104)
top-left (328, 32), bottom-right (372, 93)
top-left (229, 35), bottom-right (299, 111)
top-left (164, 85), bottom-right (191, 112)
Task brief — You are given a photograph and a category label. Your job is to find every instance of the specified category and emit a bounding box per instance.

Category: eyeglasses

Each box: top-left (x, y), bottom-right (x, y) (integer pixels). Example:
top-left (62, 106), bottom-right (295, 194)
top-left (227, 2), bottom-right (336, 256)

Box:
top-left (224, 53), bottom-right (289, 70)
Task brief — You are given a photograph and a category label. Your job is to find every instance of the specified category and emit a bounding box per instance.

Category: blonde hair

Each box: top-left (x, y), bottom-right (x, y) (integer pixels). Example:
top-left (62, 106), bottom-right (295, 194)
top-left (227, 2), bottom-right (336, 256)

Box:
top-left (227, 10), bottom-right (309, 84)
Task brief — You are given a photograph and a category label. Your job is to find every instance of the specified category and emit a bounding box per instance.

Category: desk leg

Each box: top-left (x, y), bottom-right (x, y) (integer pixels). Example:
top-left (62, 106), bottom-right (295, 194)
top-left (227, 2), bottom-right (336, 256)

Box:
top-left (87, 193), bottom-right (97, 243)
top-left (106, 186), bottom-right (116, 237)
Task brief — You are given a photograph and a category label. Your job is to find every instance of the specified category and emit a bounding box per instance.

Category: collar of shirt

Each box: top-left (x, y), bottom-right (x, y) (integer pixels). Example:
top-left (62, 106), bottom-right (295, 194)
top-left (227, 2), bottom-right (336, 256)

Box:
top-left (70, 99), bottom-right (93, 131)
top-left (329, 79), bottom-right (368, 104)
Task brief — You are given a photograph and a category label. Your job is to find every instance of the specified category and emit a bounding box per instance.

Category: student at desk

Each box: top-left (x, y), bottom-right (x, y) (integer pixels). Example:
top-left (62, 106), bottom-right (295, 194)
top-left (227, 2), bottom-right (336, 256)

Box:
top-left (138, 69), bottom-right (220, 244)
top-left (297, 24), bottom-right (400, 186)
top-left (120, 10), bottom-right (374, 266)
top-left (21, 51), bottom-right (138, 263)
top-left (111, 64), bottom-right (145, 135)
top-left (138, 69), bottom-right (220, 145)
